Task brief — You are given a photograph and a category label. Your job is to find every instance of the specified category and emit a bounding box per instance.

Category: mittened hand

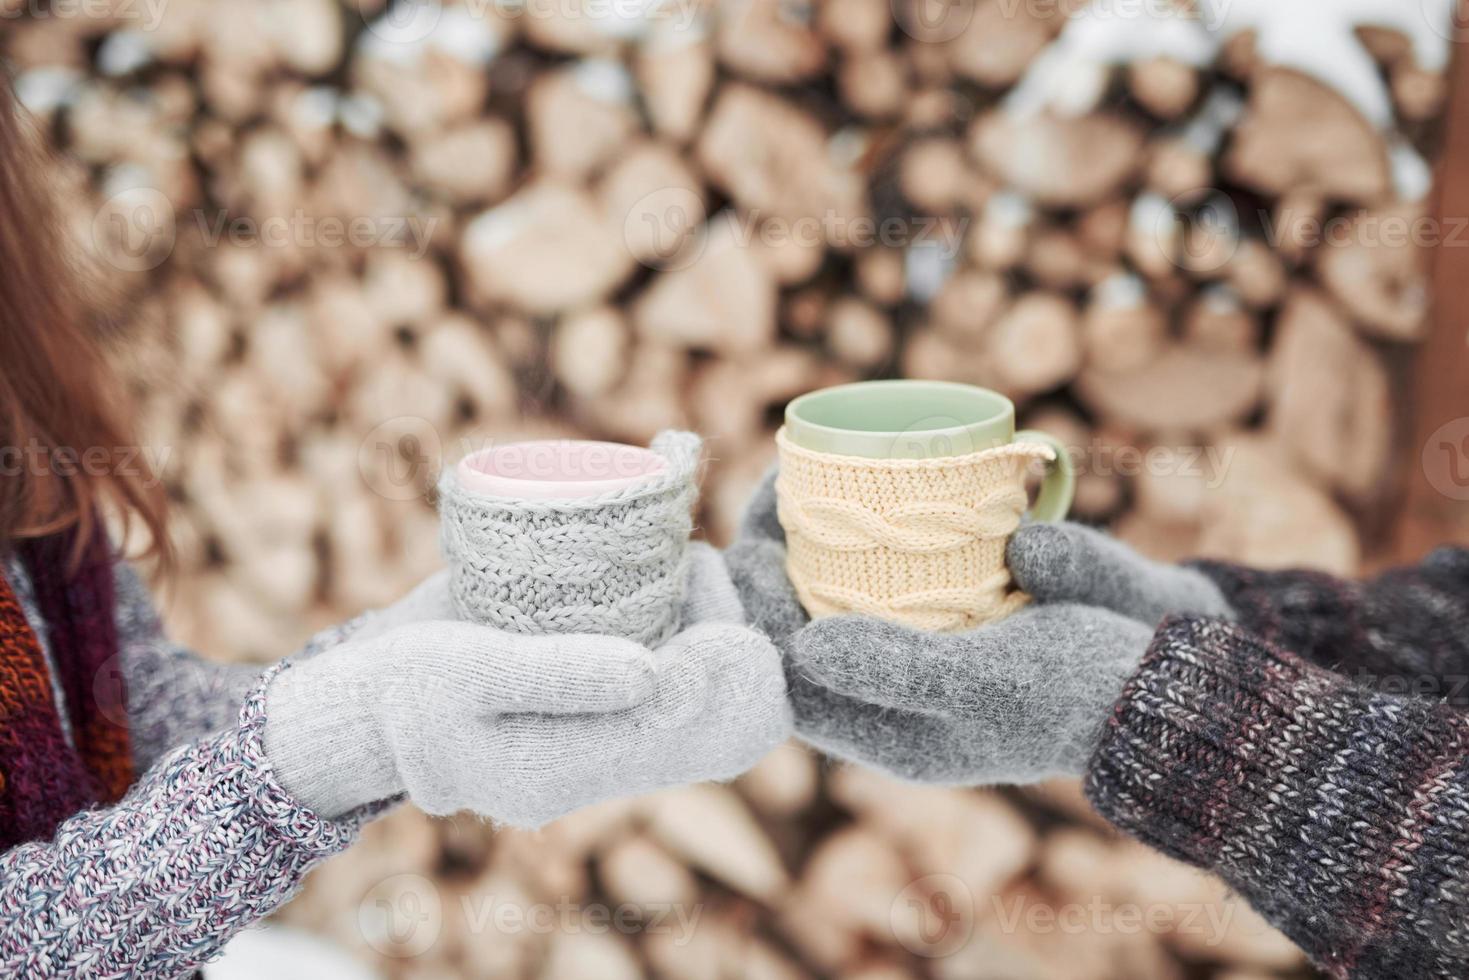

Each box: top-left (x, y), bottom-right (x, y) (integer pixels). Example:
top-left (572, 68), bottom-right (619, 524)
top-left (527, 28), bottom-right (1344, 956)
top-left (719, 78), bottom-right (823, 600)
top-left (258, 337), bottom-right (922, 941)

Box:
top-left (264, 545), bottom-right (791, 826)
top-left (725, 469), bottom-right (1153, 784)
top-left (1007, 521), bottom-right (1234, 627)
top-left (789, 604), bottom-right (1151, 784)
top-left (505, 620), bottom-right (788, 826)
top-left (724, 469), bottom-right (808, 649)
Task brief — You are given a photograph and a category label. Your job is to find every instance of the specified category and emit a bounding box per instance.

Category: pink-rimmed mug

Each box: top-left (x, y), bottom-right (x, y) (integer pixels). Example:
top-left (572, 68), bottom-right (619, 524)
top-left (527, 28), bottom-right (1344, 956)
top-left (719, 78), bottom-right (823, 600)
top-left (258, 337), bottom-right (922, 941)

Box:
top-left (455, 440), bottom-right (666, 500)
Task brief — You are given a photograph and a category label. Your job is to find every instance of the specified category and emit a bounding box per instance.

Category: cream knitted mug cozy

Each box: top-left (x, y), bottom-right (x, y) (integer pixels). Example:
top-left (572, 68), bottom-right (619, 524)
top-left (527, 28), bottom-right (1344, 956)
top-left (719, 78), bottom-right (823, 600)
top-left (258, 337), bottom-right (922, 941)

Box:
top-left (775, 427), bottom-right (1055, 632)
top-left (439, 431), bottom-right (700, 646)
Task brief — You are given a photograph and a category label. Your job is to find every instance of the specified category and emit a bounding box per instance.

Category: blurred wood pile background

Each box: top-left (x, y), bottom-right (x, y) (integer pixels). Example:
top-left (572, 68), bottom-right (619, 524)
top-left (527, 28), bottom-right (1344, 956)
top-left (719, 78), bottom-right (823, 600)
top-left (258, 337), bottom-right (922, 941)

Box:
top-left (2, 0), bottom-right (1454, 976)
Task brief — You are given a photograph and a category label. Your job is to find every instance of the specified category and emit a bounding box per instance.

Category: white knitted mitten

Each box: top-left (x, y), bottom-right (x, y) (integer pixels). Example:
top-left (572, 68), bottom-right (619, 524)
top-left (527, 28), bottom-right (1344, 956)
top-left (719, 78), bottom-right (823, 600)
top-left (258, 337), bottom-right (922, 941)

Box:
top-left (263, 546), bottom-right (789, 825)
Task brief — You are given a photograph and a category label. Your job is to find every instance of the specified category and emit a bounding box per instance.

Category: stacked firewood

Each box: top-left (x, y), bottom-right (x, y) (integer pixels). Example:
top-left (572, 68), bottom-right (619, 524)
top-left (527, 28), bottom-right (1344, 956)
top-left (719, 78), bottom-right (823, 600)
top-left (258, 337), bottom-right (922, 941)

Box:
top-left (3, 0), bottom-right (1446, 975)
top-left (279, 759), bottom-right (1309, 980)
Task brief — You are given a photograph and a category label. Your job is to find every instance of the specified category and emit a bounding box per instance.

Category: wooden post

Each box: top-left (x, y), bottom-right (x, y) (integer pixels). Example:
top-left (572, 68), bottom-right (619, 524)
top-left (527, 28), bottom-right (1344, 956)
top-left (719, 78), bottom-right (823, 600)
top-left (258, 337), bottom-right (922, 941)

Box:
top-left (1394, 2), bottom-right (1469, 561)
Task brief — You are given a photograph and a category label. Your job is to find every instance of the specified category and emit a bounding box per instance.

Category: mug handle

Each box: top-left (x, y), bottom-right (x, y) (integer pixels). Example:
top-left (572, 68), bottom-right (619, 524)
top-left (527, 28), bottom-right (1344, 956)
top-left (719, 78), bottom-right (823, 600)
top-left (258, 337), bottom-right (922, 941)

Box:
top-left (1014, 430), bottom-right (1074, 523)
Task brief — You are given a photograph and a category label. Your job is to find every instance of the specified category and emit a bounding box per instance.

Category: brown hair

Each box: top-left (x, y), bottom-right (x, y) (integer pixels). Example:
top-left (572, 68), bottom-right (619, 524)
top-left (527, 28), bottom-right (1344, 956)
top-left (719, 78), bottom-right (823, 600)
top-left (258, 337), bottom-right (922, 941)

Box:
top-left (0, 74), bottom-right (169, 566)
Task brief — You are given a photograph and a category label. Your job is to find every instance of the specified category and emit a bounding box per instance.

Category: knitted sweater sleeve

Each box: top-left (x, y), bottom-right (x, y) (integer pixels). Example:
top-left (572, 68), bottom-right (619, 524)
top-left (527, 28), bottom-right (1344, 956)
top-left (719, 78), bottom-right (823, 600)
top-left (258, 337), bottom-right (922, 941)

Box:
top-left (1189, 547), bottom-right (1469, 701)
top-left (114, 564), bottom-right (360, 770)
top-left (0, 665), bottom-right (366, 979)
top-left (1086, 616), bottom-right (1469, 980)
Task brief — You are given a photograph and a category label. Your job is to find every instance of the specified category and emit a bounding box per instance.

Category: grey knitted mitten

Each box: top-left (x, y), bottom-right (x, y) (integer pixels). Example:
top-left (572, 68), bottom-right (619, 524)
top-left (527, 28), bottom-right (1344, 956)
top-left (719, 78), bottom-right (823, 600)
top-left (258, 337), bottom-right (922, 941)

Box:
top-left (1006, 521), bottom-right (1233, 627)
top-left (727, 469), bottom-right (1151, 784)
top-left (265, 544), bottom-right (790, 825)
top-left (791, 605), bottom-right (1152, 782)
top-left (438, 431), bottom-right (701, 646)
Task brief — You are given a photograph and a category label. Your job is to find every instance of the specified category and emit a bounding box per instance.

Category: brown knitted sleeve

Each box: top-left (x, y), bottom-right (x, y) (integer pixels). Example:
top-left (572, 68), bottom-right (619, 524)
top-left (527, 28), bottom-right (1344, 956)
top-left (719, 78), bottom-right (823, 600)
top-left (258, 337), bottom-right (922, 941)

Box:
top-left (1086, 616), bottom-right (1469, 980)
top-left (1190, 547), bottom-right (1469, 704)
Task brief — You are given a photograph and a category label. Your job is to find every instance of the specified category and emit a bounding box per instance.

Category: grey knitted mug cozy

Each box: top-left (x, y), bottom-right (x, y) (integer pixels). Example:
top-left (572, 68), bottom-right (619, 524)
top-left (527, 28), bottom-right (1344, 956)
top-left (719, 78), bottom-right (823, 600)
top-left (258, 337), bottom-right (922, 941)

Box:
top-left (439, 431), bottom-right (701, 646)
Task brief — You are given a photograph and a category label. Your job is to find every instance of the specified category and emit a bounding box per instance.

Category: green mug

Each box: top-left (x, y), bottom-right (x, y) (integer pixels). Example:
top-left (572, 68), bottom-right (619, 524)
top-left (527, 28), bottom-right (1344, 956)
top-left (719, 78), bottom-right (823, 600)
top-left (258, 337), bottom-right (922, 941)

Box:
top-left (783, 380), bottom-right (1075, 521)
